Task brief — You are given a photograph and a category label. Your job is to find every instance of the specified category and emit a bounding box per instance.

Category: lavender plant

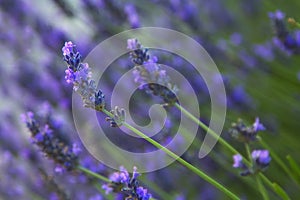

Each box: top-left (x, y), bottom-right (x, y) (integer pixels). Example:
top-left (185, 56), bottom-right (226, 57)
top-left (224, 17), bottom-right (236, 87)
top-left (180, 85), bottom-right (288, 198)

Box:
top-left (60, 41), bottom-right (240, 199)
top-left (1, 0), bottom-right (300, 199)
top-left (21, 105), bottom-right (154, 200)
top-left (126, 38), bottom-right (291, 199)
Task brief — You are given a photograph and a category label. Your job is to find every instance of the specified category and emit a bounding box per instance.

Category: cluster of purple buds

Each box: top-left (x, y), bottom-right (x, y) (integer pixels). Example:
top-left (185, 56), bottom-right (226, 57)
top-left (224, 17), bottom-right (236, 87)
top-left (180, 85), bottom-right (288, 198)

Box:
top-left (127, 38), bottom-right (178, 106)
top-left (228, 118), bottom-right (265, 143)
top-left (105, 106), bottom-right (126, 127)
top-left (62, 41), bottom-right (105, 111)
top-left (233, 150), bottom-right (271, 176)
top-left (21, 111), bottom-right (80, 171)
top-left (102, 166), bottom-right (152, 200)
top-left (269, 10), bottom-right (300, 54)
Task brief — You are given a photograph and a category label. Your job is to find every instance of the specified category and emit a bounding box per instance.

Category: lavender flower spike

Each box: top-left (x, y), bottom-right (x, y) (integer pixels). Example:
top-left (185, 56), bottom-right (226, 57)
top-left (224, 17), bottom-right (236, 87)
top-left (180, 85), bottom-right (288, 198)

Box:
top-left (21, 111), bottom-right (80, 171)
top-left (233, 154), bottom-right (243, 168)
top-left (102, 166), bottom-right (152, 199)
top-left (127, 38), bottom-right (178, 105)
top-left (253, 117), bottom-right (265, 132)
top-left (252, 149), bottom-right (271, 169)
top-left (62, 41), bottom-right (105, 111)
top-left (229, 117), bottom-right (266, 143)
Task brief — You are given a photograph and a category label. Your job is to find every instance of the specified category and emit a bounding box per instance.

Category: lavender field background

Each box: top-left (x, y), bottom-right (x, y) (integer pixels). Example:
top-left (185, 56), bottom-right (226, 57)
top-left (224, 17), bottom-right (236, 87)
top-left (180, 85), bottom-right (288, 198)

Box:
top-left (1, 0), bottom-right (300, 199)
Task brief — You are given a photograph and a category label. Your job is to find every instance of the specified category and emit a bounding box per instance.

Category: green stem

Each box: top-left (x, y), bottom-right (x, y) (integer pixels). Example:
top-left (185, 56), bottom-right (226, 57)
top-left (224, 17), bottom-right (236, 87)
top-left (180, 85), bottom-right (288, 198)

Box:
top-left (105, 108), bottom-right (238, 198)
top-left (121, 120), bottom-right (239, 200)
top-left (258, 137), bottom-right (299, 186)
top-left (174, 103), bottom-right (290, 199)
top-left (286, 155), bottom-right (300, 178)
top-left (174, 103), bottom-right (240, 156)
top-left (77, 165), bottom-right (110, 183)
top-left (259, 174), bottom-right (290, 200)
top-left (244, 143), bottom-right (252, 166)
top-left (78, 165), bottom-right (158, 200)
top-left (256, 175), bottom-right (270, 200)
top-left (245, 143), bottom-right (269, 200)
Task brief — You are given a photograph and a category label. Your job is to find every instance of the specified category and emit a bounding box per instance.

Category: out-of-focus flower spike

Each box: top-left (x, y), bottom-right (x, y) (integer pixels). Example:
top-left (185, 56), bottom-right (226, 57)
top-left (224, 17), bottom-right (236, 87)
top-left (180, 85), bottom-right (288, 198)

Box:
top-left (127, 38), bottom-right (178, 105)
top-left (21, 111), bottom-right (80, 171)
top-left (233, 154), bottom-right (243, 168)
top-left (229, 118), bottom-right (265, 143)
top-left (102, 166), bottom-right (152, 199)
top-left (252, 149), bottom-right (271, 170)
top-left (253, 117), bottom-right (265, 132)
top-left (105, 106), bottom-right (126, 127)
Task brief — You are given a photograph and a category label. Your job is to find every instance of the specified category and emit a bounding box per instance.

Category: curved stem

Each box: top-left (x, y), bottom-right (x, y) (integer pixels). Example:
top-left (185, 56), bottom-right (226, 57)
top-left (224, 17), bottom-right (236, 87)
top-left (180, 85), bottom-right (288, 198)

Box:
top-left (244, 143), bottom-right (253, 166)
top-left (174, 103), bottom-right (240, 156)
top-left (77, 165), bottom-right (110, 183)
top-left (174, 103), bottom-right (290, 199)
top-left (102, 109), bottom-right (239, 198)
top-left (256, 175), bottom-right (269, 200)
top-left (121, 120), bottom-right (239, 200)
top-left (245, 143), bottom-right (269, 200)
top-left (258, 136), bottom-right (299, 186)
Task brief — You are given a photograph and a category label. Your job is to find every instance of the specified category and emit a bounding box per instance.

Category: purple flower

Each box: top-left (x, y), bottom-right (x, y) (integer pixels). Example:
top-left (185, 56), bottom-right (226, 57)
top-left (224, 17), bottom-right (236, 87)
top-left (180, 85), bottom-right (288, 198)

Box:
top-left (136, 186), bottom-right (152, 200)
top-left (62, 41), bottom-right (74, 56)
top-left (22, 110), bottom-right (80, 171)
top-left (132, 166), bottom-right (140, 180)
top-left (64, 68), bottom-right (76, 84)
top-left (54, 166), bottom-right (65, 174)
top-left (233, 154), bottom-right (243, 168)
top-left (229, 118), bottom-right (265, 143)
top-left (127, 38), bottom-right (140, 50)
top-left (253, 117), bottom-right (265, 132)
top-left (62, 41), bottom-right (82, 71)
top-left (268, 10), bottom-right (285, 20)
top-left (102, 166), bottom-right (152, 199)
top-left (124, 4), bottom-right (140, 28)
top-left (252, 150), bottom-right (271, 167)
top-left (62, 41), bottom-right (105, 111)
top-left (295, 30), bottom-right (300, 46)
top-left (105, 106), bottom-right (126, 127)
top-left (109, 166), bottom-right (130, 184)
top-left (253, 42), bottom-right (274, 61)
top-left (102, 184), bottom-right (113, 195)
top-left (72, 143), bottom-right (82, 156)
top-left (65, 63), bottom-right (92, 85)
top-left (33, 132), bottom-right (45, 143)
top-left (230, 32), bottom-right (243, 46)
top-left (127, 38), bottom-right (178, 105)
top-left (269, 10), bottom-right (300, 54)
top-left (89, 194), bottom-right (103, 200)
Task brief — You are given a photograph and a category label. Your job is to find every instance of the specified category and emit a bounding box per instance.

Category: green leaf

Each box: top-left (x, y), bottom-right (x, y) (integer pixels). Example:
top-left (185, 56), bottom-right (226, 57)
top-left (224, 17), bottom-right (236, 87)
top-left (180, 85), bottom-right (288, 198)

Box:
top-left (272, 183), bottom-right (291, 200)
top-left (286, 155), bottom-right (300, 181)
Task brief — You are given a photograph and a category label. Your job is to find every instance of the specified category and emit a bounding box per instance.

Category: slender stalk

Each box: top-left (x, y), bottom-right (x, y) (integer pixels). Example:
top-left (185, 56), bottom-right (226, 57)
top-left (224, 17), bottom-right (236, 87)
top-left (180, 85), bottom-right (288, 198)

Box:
top-left (120, 119), bottom-right (240, 200)
top-left (174, 103), bottom-right (290, 199)
top-left (78, 165), bottom-right (158, 200)
top-left (255, 175), bottom-right (270, 200)
top-left (139, 176), bottom-right (174, 200)
top-left (174, 103), bottom-right (240, 156)
top-left (258, 137), bottom-right (299, 186)
top-left (244, 143), bottom-right (252, 166)
top-left (286, 155), bottom-right (300, 178)
top-left (95, 108), bottom-right (239, 198)
top-left (245, 143), bottom-right (253, 166)
top-left (245, 143), bottom-right (269, 200)
top-left (77, 165), bottom-right (110, 183)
